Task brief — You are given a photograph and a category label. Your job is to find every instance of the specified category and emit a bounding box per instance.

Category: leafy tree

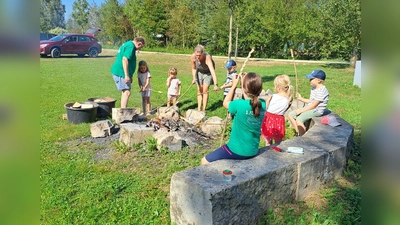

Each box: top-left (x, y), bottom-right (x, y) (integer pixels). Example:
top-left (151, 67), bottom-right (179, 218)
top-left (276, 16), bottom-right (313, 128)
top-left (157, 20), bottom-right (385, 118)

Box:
top-left (318, 0), bottom-right (361, 60)
top-left (40, 0), bottom-right (65, 32)
top-left (99, 0), bottom-right (134, 45)
top-left (72, 0), bottom-right (89, 33)
top-left (49, 27), bottom-right (68, 35)
top-left (167, 0), bottom-right (198, 49)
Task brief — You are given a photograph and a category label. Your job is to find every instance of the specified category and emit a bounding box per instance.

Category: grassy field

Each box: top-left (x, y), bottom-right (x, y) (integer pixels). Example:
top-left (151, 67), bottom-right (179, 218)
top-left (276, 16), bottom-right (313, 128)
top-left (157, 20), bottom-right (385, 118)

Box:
top-left (40, 49), bottom-right (361, 224)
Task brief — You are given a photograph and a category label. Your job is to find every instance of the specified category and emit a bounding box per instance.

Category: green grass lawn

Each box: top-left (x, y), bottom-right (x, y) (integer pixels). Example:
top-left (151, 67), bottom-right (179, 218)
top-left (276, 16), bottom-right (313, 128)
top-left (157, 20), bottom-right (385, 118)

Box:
top-left (40, 50), bottom-right (361, 224)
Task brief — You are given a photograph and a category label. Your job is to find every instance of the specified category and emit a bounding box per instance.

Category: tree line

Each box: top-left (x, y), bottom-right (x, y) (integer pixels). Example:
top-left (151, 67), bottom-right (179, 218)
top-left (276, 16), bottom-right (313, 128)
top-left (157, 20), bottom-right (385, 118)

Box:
top-left (40, 0), bottom-right (361, 61)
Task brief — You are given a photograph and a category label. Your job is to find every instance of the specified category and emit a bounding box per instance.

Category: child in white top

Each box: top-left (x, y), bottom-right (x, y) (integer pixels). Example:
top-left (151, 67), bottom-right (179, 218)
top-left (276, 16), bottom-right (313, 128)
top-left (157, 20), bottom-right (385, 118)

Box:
top-left (137, 60), bottom-right (152, 115)
top-left (166, 67), bottom-right (181, 107)
top-left (261, 74), bottom-right (294, 146)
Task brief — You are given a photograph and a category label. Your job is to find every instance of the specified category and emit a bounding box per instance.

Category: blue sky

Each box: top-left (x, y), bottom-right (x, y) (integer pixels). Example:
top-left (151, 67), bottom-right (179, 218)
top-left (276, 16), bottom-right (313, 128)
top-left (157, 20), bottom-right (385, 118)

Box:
top-left (62, 0), bottom-right (106, 19)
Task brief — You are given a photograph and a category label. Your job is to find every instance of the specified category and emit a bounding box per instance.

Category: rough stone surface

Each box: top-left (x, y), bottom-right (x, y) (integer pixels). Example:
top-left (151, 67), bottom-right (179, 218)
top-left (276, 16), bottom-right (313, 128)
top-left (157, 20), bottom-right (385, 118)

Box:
top-left (153, 128), bottom-right (183, 151)
top-left (112, 108), bottom-right (140, 124)
top-left (170, 112), bottom-right (354, 225)
top-left (185, 109), bottom-right (206, 125)
top-left (201, 116), bottom-right (224, 136)
top-left (158, 106), bottom-right (180, 121)
top-left (119, 123), bottom-right (155, 146)
top-left (90, 120), bottom-right (114, 138)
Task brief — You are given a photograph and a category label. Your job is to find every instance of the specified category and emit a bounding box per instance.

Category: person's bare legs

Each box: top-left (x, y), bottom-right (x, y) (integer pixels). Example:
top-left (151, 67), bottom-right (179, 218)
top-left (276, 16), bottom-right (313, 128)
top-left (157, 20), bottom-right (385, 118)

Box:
top-left (167, 97), bottom-right (171, 107)
top-left (288, 114), bottom-right (299, 134)
top-left (197, 84), bottom-right (203, 111)
top-left (120, 89), bottom-right (131, 108)
top-left (172, 97), bottom-right (177, 107)
top-left (141, 97), bottom-right (146, 114)
top-left (202, 84), bottom-right (210, 112)
top-left (144, 96), bottom-right (150, 114)
top-left (201, 156), bottom-right (209, 165)
top-left (296, 121), bottom-right (306, 136)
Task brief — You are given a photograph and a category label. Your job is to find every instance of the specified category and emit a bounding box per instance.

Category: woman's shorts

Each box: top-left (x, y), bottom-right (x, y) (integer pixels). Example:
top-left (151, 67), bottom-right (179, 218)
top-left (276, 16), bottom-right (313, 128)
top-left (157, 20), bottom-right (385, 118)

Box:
top-left (205, 144), bottom-right (254, 163)
top-left (289, 109), bottom-right (322, 123)
top-left (112, 74), bottom-right (131, 91)
top-left (195, 71), bottom-right (213, 86)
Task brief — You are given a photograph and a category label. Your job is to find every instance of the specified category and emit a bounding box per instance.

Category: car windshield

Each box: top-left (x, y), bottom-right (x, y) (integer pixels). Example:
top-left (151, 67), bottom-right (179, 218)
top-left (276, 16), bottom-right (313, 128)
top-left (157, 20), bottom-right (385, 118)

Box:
top-left (49, 34), bottom-right (69, 41)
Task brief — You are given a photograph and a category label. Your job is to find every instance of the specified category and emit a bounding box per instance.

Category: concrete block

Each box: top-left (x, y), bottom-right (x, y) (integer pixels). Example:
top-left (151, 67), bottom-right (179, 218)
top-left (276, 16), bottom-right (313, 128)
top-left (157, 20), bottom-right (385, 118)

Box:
top-left (119, 123), bottom-right (155, 146)
top-left (90, 120), bottom-right (114, 138)
top-left (170, 111), bottom-right (354, 224)
top-left (158, 106), bottom-right (180, 121)
top-left (185, 109), bottom-right (206, 125)
top-left (201, 116), bottom-right (224, 136)
top-left (112, 108), bottom-right (140, 124)
top-left (153, 129), bottom-right (183, 151)
top-left (170, 154), bottom-right (297, 225)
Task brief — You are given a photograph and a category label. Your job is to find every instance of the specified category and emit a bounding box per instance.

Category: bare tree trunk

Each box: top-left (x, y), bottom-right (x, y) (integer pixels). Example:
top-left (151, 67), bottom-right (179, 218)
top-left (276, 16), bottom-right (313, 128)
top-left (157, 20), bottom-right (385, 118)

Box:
top-left (235, 25), bottom-right (238, 60)
top-left (228, 10), bottom-right (233, 60)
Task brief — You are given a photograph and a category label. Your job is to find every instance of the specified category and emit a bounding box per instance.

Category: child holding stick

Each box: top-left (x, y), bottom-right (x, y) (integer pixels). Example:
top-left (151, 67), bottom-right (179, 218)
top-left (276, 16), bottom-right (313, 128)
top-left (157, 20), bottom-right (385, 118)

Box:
top-left (166, 67), bottom-right (181, 107)
top-left (137, 60), bottom-right (152, 115)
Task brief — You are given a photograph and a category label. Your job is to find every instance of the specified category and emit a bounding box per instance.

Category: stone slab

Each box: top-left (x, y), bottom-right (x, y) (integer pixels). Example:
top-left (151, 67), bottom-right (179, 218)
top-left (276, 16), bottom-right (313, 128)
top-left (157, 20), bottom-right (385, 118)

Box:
top-left (119, 123), bottom-right (155, 146)
top-left (170, 112), bottom-right (354, 224)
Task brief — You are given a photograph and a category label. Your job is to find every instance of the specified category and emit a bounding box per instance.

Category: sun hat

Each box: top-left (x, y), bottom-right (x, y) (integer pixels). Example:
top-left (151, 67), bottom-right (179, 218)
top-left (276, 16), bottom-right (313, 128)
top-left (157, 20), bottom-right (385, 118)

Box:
top-left (321, 115), bottom-right (341, 127)
top-left (224, 60), bottom-right (237, 69)
top-left (305, 70), bottom-right (326, 80)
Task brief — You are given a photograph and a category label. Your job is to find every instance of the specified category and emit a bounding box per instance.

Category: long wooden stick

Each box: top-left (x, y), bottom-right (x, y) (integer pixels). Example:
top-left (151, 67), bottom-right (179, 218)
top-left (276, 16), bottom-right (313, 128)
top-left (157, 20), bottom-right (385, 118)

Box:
top-left (240, 47), bottom-right (255, 74)
top-left (219, 47), bottom-right (255, 147)
top-left (176, 82), bottom-right (194, 103)
top-left (290, 49), bottom-right (299, 109)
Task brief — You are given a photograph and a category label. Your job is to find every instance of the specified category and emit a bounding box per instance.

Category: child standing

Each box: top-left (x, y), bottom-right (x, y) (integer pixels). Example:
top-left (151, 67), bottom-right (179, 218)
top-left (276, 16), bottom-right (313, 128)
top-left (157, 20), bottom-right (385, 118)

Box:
top-left (261, 74), bottom-right (294, 146)
top-left (201, 72), bottom-right (266, 165)
top-left (166, 67), bottom-right (181, 107)
top-left (288, 70), bottom-right (329, 136)
top-left (220, 60), bottom-right (237, 99)
top-left (137, 60), bottom-right (152, 115)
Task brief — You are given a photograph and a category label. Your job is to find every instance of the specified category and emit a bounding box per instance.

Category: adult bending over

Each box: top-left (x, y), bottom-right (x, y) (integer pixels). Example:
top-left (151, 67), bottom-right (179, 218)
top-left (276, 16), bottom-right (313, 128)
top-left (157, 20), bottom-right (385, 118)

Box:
top-left (201, 72), bottom-right (266, 165)
top-left (111, 36), bottom-right (146, 108)
top-left (190, 45), bottom-right (219, 112)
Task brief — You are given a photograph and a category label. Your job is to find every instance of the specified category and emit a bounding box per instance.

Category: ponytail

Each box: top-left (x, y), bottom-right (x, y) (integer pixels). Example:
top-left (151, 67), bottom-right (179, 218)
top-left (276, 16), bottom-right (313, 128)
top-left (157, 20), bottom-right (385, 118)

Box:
top-left (243, 72), bottom-right (263, 118)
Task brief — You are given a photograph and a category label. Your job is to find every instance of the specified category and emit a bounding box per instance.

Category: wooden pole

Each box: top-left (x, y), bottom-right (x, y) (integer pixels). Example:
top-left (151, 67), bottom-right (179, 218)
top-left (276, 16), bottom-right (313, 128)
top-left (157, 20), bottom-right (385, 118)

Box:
top-left (290, 49), bottom-right (299, 109)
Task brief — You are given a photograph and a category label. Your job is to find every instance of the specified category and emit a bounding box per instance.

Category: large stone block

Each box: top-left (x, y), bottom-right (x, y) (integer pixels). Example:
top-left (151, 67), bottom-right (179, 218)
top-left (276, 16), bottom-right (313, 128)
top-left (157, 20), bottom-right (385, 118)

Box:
top-left (185, 109), bottom-right (206, 125)
top-left (119, 123), bottom-right (155, 146)
top-left (201, 116), bottom-right (224, 136)
top-left (152, 128), bottom-right (183, 151)
top-left (112, 108), bottom-right (140, 124)
top-left (170, 154), bottom-right (297, 225)
top-left (90, 120), bottom-right (114, 138)
top-left (170, 112), bottom-right (354, 224)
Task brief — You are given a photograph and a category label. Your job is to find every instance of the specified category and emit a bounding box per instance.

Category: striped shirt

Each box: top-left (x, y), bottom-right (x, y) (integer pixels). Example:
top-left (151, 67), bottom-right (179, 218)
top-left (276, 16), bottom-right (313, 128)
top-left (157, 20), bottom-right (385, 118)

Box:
top-left (308, 85), bottom-right (329, 114)
top-left (223, 70), bottom-right (236, 96)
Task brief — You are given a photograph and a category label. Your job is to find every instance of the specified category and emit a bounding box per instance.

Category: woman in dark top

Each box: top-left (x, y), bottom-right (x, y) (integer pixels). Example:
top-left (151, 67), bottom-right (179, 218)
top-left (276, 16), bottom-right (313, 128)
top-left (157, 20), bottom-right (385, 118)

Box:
top-left (190, 45), bottom-right (219, 112)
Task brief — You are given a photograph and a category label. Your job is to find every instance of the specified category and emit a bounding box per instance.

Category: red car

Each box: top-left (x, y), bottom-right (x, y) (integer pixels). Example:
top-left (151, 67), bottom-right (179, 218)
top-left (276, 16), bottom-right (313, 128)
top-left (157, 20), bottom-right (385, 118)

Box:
top-left (40, 31), bottom-right (102, 58)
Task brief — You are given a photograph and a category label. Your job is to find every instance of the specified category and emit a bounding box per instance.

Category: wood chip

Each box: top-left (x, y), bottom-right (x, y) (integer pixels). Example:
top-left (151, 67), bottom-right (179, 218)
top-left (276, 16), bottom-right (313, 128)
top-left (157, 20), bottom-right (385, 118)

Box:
top-left (81, 104), bottom-right (94, 109)
top-left (72, 102), bottom-right (81, 108)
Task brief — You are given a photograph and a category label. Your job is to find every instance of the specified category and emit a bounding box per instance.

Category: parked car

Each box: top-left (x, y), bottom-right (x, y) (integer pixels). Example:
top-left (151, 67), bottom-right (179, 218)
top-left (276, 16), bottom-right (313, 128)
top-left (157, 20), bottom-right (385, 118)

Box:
top-left (40, 33), bottom-right (57, 41)
top-left (40, 33), bottom-right (102, 58)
